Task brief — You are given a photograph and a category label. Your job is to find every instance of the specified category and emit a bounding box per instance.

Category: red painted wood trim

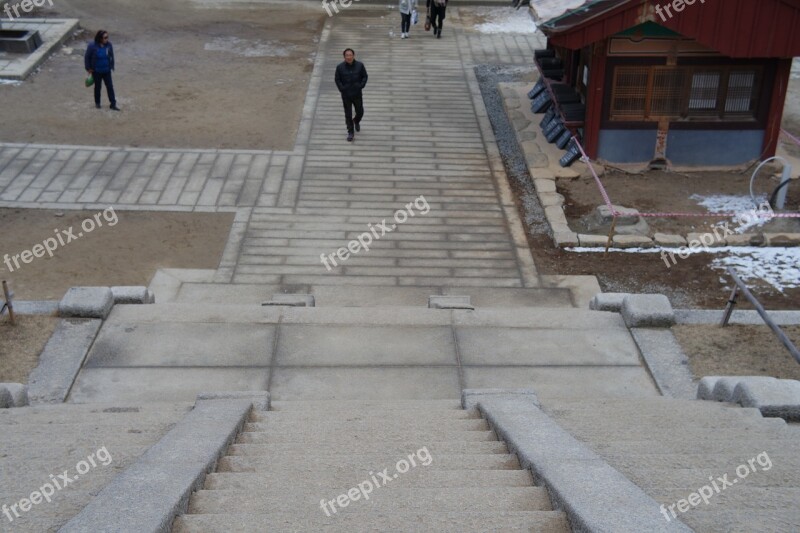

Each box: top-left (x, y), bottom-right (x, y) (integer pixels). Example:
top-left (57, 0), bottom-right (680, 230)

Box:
top-left (763, 57), bottom-right (793, 158)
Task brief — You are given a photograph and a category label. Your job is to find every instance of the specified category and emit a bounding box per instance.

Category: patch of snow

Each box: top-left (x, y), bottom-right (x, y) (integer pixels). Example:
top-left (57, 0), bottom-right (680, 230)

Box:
top-left (690, 193), bottom-right (774, 232)
top-left (204, 37), bottom-right (295, 58)
top-left (474, 8), bottom-right (537, 34)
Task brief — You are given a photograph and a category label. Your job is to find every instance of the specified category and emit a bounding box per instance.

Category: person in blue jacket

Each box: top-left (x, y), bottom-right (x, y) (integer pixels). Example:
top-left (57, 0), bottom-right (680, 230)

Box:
top-left (84, 30), bottom-right (119, 111)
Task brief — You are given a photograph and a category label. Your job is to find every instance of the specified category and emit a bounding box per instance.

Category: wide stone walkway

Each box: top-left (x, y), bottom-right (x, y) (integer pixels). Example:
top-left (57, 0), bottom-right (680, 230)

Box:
top-left (0, 8), bottom-right (544, 290)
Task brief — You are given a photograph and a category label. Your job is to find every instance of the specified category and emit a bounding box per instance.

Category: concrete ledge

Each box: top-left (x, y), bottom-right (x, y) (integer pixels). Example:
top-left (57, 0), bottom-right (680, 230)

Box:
top-left (696, 376), bottom-right (722, 400)
top-left (0, 387), bottom-right (11, 408)
top-left (622, 294), bottom-right (675, 328)
top-left (429, 295), bottom-right (474, 310)
top-left (733, 378), bottom-right (800, 421)
top-left (475, 392), bottom-right (692, 532)
top-left (675, 309), bottom-right (800, 326)
top-left (9, 300), bottom-right (58, 315)
top-left (27, 318), bottom-right (101, 404)
top-left (711, 377), bottom-right (751, 402)
top-left (261, 294), bottom-right (315, 307)
top-left (589, 292), bottom-right (629, 312)
top-left (196, 391), bottom-right (270, 411)
top-left (0, 383), bottom-right (28, 407)
top-left (630, 329), bottom-right (696, 399)
top-left (59, 397), bottom-right (253, 533)
top-left (461, 388), bottom-right (539, 410)
top-left (59, 287), bottom-right (114, 319)
top-left (111, 286), bottom-right (151, 305)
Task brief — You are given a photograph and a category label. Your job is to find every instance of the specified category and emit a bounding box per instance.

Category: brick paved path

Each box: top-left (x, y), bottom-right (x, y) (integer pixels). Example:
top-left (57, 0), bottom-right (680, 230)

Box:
top-left (0, 8), bottom-right (546, 289)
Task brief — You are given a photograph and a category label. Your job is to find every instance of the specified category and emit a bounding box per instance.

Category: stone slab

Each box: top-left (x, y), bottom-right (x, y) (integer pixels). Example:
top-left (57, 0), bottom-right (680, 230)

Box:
top-left (27, 318), bottom-right (101, 404)
top-left (733, 378), bottom-right (800, 420)
top-left (269, 367), bottom-right (461, 401)
top-left (457, 327), bottom-right (641, 366)
top-left (0, 382), bottom-right (28, 407)
top-left (68, 367), bottom-right (270, 403)
top-left (275, 325), bottom-right (457, 366)
top-left (84, 322), bottom-right (274, 367)
top-left (629, 329), bottom-right (696, 399)
top-left (58, 287), bottom-right (113, 319)
top-left (111, 286), bottom-right (150, 305)
top-left (622, 294), bottom-right (675, 328)
top-left (589, 292), bottom-right (629, 312)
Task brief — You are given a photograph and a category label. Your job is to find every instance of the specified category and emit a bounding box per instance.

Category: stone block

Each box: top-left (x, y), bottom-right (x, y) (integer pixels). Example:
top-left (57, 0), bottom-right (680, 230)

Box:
top-left (538, 192), bottom-right (565, 207)
top-left (724, 234), bottom-right (761, 246)
top-left (428, 295), bottom-right (474, 310)
top-left (696, 376), bottom-right (722, 400)
top-left (654, 233), bottom-right (687, 246)
top-left (612, 235), bottom-right (654, 248)
top-left (554, 231), bottom-right (579, 247)
top-left (765, 233), bottom-right (800, 246)
top-left (0, 383), bottom-right (28, 406)
top-left (196, 391), bottom-right (270, 411)
top-left (711, 376), bottom-right (750, 402)
top-left (595, 205), bottom-right (640, 226)
top-left (577, 234), bottom-right (610, 247)
top-left (146, 290), bottom-right (156, 304)
top-left (621, 294), bottom-right (675, 328)
top-left (686, 232), bottom-right (725, 248)
top-left (111, 286), bottom-right (150, 304)
top-left (461, 388), bottom-right (540, 410)
top-left (589, 292), bottom-right (629, 312)
top-left (0, 387), bottom-right (11, 408)
top-left (59, 287), bottom-right (114, 319)
top-left (544, 205), bottom-right (568, 225)
top-left (533, 179), bottom-right (556, 193)
top-left (261, 294), bottom-right (315, 307)
top-left (733, 378), bottom-right (800, 420)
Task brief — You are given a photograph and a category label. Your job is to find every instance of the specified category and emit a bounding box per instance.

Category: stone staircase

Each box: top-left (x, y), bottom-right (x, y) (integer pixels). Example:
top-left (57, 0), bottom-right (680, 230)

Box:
top-left (0, 402), bottom-right (191, 533)
top-left (541, 397), bottom-right (800, 532)
top-left (172, 399), bottom-right (571, 532)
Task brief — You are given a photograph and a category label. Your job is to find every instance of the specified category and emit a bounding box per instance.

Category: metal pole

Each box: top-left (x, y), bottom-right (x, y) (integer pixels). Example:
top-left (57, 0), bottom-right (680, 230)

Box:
top-left (2, 280), bottom-right (14, 326)
top-left (725, 267), bottom-right (800, 364)
top-left (720, 285), bottom-right (739, 327)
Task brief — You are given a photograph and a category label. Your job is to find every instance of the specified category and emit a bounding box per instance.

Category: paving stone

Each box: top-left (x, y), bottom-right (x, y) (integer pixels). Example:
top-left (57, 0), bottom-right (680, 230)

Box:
top-left (59, 286), bottom-right (114, 319)
top-left (621, 294), bottom-right (675, 328)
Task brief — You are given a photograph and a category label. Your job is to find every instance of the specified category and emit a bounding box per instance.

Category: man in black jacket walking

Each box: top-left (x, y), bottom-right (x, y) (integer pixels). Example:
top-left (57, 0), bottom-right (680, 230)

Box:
top-left (334, 48), bottom-right (368, 142)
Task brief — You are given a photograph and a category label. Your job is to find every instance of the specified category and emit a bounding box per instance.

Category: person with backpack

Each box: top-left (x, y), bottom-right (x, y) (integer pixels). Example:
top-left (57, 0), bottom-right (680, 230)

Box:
top-left (426, 0), bottom-right (447, 38)
top-left (84, 30), bottom-right (119, 111)
top-left (399, 0), bottom-right (417, 39)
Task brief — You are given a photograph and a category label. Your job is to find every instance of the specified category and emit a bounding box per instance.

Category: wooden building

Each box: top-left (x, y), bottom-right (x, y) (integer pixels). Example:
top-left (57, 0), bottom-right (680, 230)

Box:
top-left (528, 0), bottom-right (800, 166)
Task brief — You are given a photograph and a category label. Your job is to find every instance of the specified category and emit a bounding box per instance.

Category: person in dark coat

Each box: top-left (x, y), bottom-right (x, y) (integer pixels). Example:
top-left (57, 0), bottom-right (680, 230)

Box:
top-left (84, 30), bottom-right (119, 111)
top-left (427, 0), bottom-right (448, 38)
top-left (334, 48), bottom-right (368, 142)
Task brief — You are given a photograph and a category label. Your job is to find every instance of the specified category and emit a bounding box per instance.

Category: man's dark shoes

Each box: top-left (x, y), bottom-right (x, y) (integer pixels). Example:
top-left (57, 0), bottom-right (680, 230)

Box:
top-left (95, 103), bottom-right (101, 109)
top-left (110, 105), bottom-right (121, 111)
top-left (355, 122), bottom-right (360, 132)
top-left (347, 132), bottom-right (354, 142)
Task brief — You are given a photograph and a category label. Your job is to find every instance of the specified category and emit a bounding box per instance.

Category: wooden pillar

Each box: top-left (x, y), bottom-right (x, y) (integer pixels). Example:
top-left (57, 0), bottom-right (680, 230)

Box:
top-left (762, 58), bottom-right (793, 158)
top-left (584, 40), bottom-right (608, 158)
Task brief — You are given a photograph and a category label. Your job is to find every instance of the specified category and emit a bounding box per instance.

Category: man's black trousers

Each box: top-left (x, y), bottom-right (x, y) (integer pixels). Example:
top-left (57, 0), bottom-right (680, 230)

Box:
top-left (341, 93), bottom-right (364, 134)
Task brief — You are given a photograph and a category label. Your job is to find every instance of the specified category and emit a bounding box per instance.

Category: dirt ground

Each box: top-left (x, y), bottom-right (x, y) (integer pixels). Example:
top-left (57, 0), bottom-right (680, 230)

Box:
top-left (673, 324), bottom-right (800, 381)
top-left (0, 0), bottom-right (323, 150)
top-left (559, 169), bottom-right (800, 235)
top-left (0, 315), bottom-right (59, 383)
top-left (0, 208), bottom-right (233, 300)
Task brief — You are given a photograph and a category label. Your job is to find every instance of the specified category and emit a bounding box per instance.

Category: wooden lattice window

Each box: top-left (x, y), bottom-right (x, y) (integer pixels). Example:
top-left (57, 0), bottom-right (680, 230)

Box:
top-left (609, 65), bottom-right (762, 121)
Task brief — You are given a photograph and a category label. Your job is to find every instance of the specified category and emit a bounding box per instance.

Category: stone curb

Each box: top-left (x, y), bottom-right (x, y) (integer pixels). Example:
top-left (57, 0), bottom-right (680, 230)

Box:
top-left (474, 392), bottom-right (693, 533)
top-left (461, 388), bottom-right (539, 410)
top-left (58, 395), bottom-right (262, 533)
top-left (674, 309), bottom-right (800, 326)
top-left (630, 329), bottom-right (696, 399)
top-left (697, 376), bottom-right (800, 421)
top-left (27, 318), bottom-right (101, 404)
top-left (0, 383), bottom-right (29, 407)
top-left (621, 294), bottom-right (675, 328)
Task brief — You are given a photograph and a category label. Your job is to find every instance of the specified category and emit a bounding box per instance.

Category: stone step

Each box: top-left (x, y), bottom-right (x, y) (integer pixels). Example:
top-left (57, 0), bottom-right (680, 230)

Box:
top-left (187, 487), bottom-right (551, 514)
top-left (226, 441), bottom-right (508, 457)
top-left (270, 399), bottom-right (463, 411)
top-left (105, 304), bottom-right (624, 330)
top-left (171, 283), bottom-right (576, 309)
top-left (235, 429), bottom-right (498, 444)
top-left (679, 509), bottom-right (800, 533)
top-left (241, 418), bottom-right (489, 433)
top-left (203, 470), bottom-right (534, 490)
top-left (623, 467), bottom-right (800, 489)
top-left (563, 422), bottom-right (790, 443)
top-left (249, 408), bottom-right (483, 422)
top-left (591, 439), bottom-right (800, 456)
top-left (543, 398), bottom-right (754, 413)
top-left (600, 452), bottom-right (799, 471)
top-left (217, 454), bottom-right (520, 473)
top-left (546, 405), bottom-right (765, 423)
top-left (653, 487), bottom-right (800, 511)
top-left (172, 510), bottom-right (571, 533)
